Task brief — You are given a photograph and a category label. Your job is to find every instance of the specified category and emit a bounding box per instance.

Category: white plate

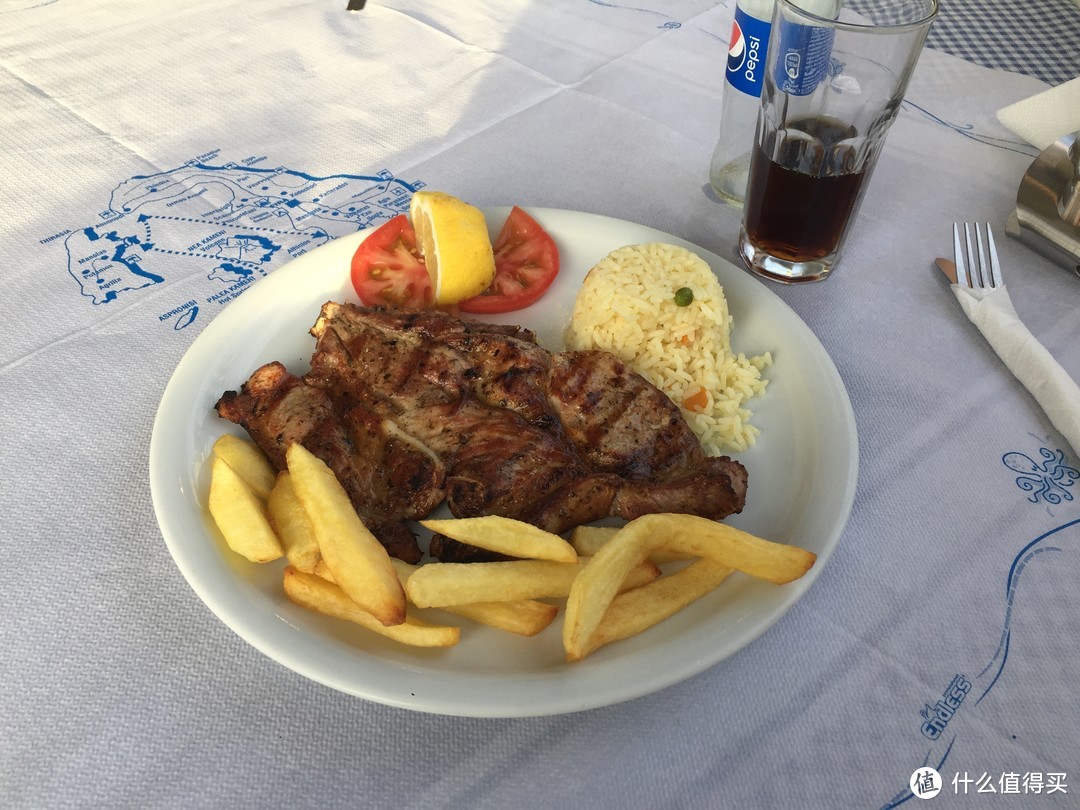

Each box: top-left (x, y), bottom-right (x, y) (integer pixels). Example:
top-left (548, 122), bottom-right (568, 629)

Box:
top-left (150, 208), bottom-right (858, 717)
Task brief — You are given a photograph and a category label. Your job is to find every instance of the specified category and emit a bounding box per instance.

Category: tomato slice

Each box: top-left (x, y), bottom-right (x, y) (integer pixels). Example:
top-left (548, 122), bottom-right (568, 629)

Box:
top-left (458, 206), bottom-right (559, 314)
top-left (350, 215), bottom-right (432, 309)
top-left (349, 207), bottom-right (559, 314)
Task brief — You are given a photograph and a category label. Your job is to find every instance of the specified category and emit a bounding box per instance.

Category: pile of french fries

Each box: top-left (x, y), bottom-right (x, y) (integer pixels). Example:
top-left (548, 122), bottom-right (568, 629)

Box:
top-left (206, 434), bottom-right (818, 661)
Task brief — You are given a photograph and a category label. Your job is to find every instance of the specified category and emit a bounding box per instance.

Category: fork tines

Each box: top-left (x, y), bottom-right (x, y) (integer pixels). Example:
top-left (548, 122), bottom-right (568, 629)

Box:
top-left (952, 222), bottom-right (1004, 289)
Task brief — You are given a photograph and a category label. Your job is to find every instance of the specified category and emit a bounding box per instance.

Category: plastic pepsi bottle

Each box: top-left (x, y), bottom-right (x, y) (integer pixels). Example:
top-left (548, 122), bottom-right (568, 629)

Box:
top-left (708, 0), bottom-right (839, 205)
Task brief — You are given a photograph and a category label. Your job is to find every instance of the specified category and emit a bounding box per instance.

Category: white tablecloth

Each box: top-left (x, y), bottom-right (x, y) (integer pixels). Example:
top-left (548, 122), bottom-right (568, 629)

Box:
top-left (2, 2), bottom-right (1078, 807)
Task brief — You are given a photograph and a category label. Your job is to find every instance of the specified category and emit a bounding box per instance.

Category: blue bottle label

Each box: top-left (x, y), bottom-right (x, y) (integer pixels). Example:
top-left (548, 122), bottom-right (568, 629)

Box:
top-left (726, 5), bottom-right (771, 98)
top-left (773, 17), bottom-right (835, 96)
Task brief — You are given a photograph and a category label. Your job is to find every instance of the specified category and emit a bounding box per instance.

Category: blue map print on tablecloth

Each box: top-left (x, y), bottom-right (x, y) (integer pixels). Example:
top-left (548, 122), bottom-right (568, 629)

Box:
top-left (53, 152), bottom-right (422, 329)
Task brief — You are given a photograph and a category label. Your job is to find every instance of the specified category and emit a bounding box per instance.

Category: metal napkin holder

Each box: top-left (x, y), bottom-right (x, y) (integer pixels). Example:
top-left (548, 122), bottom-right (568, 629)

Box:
top-left (1006, 129), bottom-right (1080, 277)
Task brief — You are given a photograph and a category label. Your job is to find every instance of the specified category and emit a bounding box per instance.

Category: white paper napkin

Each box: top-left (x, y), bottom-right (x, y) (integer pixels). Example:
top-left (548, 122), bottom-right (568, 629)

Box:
top-left (952, 283), bottom-right (1080, 457)
top-left (996, 76), bottom-right (1080, 149)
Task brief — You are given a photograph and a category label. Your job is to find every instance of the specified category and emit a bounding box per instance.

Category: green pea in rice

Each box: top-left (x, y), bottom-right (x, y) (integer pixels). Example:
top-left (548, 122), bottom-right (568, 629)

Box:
top-left (565, 243), bottom-right (771, 454)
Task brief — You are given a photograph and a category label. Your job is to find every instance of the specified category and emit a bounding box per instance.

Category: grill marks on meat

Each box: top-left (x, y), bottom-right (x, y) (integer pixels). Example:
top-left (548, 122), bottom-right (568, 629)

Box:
top-left (547, 350), bottom-right (748, 522)
top-left (307, 304), bottom-right (616, 559)
top-left (547, 351), bottom-right (707, 479)
top-left (215, 302), bottom-right (747, 562)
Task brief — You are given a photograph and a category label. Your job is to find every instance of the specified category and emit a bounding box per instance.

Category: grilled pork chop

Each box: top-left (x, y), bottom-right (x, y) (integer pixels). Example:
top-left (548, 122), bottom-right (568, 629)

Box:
top-left (215, 302), bottom-right (747, 561)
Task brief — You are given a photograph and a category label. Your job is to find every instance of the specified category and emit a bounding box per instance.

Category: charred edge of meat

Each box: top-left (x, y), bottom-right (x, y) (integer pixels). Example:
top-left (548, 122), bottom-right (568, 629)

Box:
top-left (612, 456), bottom-right (748, 523)
top-left (428, 533), bottom-right (509, 564)
top-left (313, 301), bottom-right (538, 344)
top-left (374, 521), bottom-right (424, 565)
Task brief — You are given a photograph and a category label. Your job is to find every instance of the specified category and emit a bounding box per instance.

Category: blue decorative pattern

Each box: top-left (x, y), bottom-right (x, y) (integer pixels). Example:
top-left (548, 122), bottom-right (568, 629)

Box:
top-left (900, 100), bottom-right (1039, 158)
top-left (1003, 447), bottom-right (1080, 504)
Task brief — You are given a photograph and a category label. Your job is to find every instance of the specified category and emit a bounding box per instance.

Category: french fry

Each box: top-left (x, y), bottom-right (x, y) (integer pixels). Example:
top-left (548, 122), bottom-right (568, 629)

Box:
top-left (312, 557), bottom-right (333, 582)
top-left (207, 456), bottom-right (283, 563)
top-left (564, 513), bottom-right (816, 661)
top-left (266, 472), bottom-right (320, 574)
top-left (286, 443), bottom-right (406, 627)
top-left (212, 434), bottom-right (276, 500)
top-left (572, 559), bottom-right (733, 660)
top-left (391, 558), bottom-right (418, 584)
top-left (405, 558), bottom-right (660, 609)
top-left (392, 558), bottom-right (557, 636)
top-left (655, 515), bottom-right (816, 583)
top-left (441, 600), bottom-right (559, 637)
top-left (570, 525), bottom-right (691, 564)
top-left (283, 567), bottom-right (459, 648)
top-left (568, 525), bottom-right (618, 557)
top-left (421, 516), bottom-right (577, 563)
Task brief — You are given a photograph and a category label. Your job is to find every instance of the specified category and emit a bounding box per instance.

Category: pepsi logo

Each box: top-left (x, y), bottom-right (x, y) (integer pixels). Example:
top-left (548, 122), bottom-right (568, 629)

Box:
top-left (727, 20), bottom-right (746, 72)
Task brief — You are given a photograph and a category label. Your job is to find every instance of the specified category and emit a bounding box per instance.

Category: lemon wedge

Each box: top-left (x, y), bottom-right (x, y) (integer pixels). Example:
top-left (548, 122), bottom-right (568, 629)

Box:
top-left (409, 191), bottom-right (496, 305)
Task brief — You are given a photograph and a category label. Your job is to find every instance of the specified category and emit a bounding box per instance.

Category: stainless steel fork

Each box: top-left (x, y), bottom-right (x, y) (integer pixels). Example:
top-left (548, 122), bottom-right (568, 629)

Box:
top-left (948, 220), bottom-right (1080, 458)
top-left (953, 222), bottom-right (1005, 289)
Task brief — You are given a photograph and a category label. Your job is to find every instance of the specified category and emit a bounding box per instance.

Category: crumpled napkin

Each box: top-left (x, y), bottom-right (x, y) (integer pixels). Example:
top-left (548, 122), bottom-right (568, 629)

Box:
top-left (952, 283), bottom-right (1080, 458)
top-left (996, 76), bottom-right (1080, 149)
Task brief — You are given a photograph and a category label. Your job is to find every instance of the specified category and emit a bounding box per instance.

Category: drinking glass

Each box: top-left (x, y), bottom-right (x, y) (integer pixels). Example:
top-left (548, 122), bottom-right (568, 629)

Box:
top-left (738, 0), bottom-right (938, 283)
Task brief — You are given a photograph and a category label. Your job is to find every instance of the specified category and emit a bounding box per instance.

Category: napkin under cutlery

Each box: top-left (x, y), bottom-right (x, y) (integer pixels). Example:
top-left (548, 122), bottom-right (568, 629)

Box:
top-left (938, 258), bottom-right (1080, 458)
